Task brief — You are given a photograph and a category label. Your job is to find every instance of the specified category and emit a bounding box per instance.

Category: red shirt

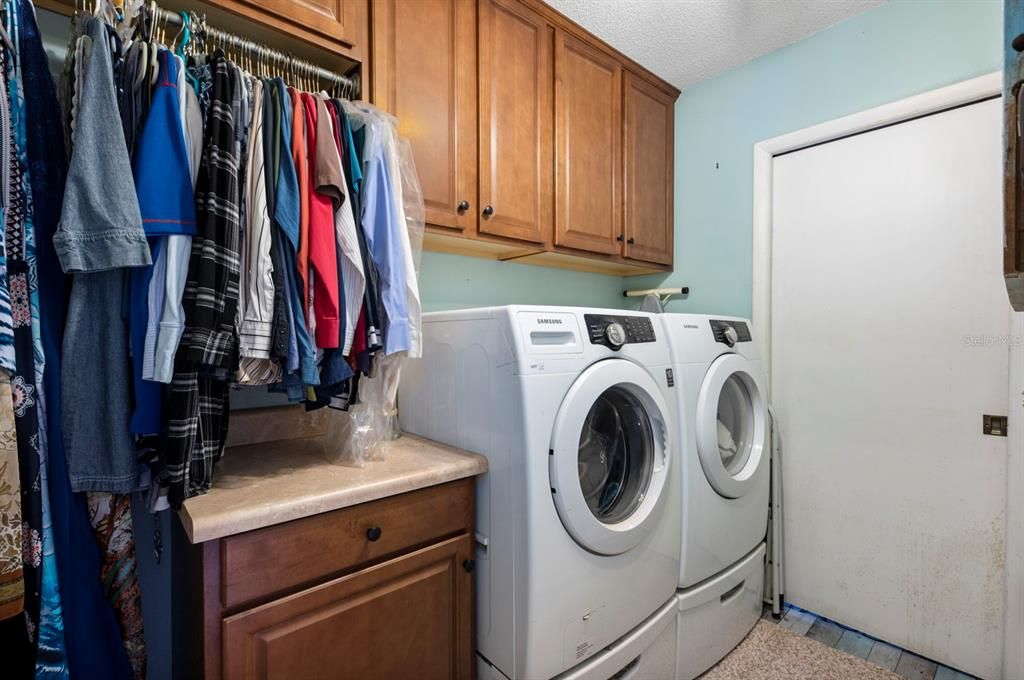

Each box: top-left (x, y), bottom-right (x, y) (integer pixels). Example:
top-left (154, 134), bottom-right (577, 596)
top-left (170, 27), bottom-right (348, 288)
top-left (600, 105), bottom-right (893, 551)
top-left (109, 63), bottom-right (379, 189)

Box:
top-left (301, 92), bottom-right (341, 348)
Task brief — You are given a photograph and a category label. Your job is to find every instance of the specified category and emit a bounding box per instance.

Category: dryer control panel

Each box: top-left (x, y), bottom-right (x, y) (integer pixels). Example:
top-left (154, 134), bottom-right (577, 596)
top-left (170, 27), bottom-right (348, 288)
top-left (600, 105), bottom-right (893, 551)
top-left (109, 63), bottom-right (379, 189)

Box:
top-left (710, 319), bottom-right (752, 346)
top-left (585, 314), bottom-right (656, 349)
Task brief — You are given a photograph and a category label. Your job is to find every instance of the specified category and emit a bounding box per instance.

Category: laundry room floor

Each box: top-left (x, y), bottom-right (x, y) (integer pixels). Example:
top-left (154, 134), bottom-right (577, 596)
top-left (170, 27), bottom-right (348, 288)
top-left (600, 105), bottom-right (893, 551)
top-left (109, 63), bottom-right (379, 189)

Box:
top-left (697, 606), bottom-right (977, 680)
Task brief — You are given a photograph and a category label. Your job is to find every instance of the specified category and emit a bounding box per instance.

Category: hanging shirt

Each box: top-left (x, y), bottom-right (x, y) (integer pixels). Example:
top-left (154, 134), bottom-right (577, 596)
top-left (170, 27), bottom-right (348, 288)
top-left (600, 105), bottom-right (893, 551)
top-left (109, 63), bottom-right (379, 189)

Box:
top-left (335, 101), bottom-right (380, 371)
top-left (129, 49), bottom-right (197, 435)
top-left (237, 79), bottom-right (275, 360)
top-left (262, 79), bottom-right (288, 364)
top-left (59, 15), bottom-right (150, 494)
top-left (142, 55), bottom-right (201, 384)
top-left (358, 114), bottom-right (411, 356)
top-left (321, 96), bottom-right (363, 356)
top-left (163, 53), bottom-right (238, 508)
top-left (275, 79), bottom-right (317, 390)
top-left (378, 116), bottom-right (423, 358)
top-left (274, 81), bottom-right (299, 375)
top-left (289, 88), bottom-right (311, 331)
top-left (302, 92), bottom-right (339, 349)
top-left (180, 54), bottom-right (242, 370)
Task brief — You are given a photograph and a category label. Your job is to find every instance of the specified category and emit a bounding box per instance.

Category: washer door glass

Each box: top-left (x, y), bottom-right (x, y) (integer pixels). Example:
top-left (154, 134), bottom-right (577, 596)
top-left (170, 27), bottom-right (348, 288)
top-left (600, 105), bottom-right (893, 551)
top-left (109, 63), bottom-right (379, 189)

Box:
top-left (549, 358), bottom-right (671, 555)
top-left (717, 374), bottom-right (754, 475)
top-left (578, 387), bottom-right (654, 524)
top-left (695, 353), bottom-right (768, 499)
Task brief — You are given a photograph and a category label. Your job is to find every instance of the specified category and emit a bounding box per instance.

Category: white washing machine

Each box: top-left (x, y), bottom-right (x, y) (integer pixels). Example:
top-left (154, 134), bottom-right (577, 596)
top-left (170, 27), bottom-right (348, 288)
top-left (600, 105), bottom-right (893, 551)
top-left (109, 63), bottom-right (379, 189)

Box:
top-left (661, 314), bottom-right (770, 679)
top-left (399, 306), bottom-right (681, 680)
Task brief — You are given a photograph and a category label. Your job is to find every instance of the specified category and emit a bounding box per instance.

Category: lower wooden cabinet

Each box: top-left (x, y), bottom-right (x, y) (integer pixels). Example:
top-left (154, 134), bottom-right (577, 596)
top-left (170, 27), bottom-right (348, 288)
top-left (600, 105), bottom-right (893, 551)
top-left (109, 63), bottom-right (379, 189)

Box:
top-left (182, 479), bottom-right (475, 680)
top-left (223, 535), bottom-right (472, 679)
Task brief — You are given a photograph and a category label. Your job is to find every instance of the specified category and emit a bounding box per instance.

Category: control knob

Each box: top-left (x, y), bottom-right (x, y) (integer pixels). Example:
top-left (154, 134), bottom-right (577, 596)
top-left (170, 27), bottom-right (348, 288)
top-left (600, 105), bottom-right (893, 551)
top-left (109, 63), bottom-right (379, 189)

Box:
top-left (722, 326), bottom-right (739, 347)
top-left (605, 322), bottom-right (627, 350)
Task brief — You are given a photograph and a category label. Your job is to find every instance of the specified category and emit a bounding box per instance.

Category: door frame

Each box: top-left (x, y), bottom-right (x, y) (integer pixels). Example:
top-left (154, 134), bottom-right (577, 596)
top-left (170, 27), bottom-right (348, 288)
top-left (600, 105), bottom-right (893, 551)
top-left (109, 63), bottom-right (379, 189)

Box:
top-left (749, 71), bottom-right (1024, 680)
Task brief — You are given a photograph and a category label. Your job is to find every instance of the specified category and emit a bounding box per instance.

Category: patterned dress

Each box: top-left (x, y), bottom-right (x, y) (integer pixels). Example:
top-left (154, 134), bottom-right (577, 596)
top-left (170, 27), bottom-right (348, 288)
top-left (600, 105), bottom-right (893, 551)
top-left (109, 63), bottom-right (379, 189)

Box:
top-left (3, 2), bottom-right (69, 675)
top-left (0, 374), bottom-right (20, 620)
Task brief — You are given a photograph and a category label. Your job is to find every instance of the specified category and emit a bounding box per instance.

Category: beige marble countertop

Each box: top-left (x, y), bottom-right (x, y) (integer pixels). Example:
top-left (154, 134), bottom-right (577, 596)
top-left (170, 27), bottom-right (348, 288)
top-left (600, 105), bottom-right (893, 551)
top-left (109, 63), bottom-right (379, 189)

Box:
top-left (178, 433), bottom-right (487, 543)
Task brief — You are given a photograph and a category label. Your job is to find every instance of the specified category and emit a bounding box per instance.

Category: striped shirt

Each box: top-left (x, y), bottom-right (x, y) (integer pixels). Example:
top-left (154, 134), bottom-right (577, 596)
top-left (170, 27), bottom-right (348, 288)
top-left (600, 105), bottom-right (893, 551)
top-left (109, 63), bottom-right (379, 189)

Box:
top-left (237, 79), bottom-right (275, 358)
top-left (180, 55), bottom-right (242, 369)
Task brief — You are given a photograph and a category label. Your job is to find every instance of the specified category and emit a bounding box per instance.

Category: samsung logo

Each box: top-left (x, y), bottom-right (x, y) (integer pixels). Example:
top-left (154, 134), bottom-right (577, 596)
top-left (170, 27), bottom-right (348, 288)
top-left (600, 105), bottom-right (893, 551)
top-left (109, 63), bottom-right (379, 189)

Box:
top-left (683, 324), bottom-right (699, 329)
top-left (537, 318), bottom-right (563, 325)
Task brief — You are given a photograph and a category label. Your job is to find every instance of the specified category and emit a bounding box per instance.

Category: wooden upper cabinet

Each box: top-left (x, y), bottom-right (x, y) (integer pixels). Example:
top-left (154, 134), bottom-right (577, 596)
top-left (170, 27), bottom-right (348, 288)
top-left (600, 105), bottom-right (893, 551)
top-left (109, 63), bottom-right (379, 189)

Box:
top-left (623, 71), bottom-right (675, 266)
top-left (371, 0), bottom-right (478, 233)
top-left (211, 0), bottom-right (363, 53)
top-left (554, 31), bottom-right (622, 256)
top-left (478, 0), bottom-right (553, 244)
top-left (222, 535), bottom-right (473, 680)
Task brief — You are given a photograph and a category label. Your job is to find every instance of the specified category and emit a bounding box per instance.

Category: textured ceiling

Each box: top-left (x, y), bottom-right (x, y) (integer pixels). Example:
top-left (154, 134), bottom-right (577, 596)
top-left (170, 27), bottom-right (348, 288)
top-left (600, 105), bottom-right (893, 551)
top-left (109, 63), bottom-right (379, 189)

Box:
top-left (545, 0), bottom-right (887, 90)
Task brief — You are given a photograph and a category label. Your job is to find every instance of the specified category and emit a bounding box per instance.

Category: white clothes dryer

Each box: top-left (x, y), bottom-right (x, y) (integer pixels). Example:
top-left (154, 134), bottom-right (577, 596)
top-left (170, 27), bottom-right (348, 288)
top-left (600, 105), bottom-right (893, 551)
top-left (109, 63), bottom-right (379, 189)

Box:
top-left (399, 306), bottom-right (681, 680)
top-left (661, 314), bottom-right (770, 679)
top-left (662, 314), bottom-right (770, 588)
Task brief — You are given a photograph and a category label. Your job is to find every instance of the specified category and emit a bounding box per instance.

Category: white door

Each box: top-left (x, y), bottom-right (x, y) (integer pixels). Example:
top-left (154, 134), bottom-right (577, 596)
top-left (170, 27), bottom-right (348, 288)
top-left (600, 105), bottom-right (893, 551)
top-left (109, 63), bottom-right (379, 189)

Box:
top-left (549, 359), bottom-right (671, 555)
top-left (771, 98), bottom-right (1008, 679)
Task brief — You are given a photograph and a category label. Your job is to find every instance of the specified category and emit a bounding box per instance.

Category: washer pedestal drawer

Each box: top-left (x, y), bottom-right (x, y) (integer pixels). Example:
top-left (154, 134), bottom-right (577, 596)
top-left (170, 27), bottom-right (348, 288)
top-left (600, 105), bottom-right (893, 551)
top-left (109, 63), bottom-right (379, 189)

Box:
top-left (676, 543), bottom-right (766, 680)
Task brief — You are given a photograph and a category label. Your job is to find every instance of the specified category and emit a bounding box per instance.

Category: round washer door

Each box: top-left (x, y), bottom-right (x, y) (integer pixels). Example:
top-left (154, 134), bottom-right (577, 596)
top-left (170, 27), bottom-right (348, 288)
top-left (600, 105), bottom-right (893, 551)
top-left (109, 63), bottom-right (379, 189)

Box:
top-left (695, 353), bottom-right (768, 499)
top-left (549, 359), bottom-right (671, 556)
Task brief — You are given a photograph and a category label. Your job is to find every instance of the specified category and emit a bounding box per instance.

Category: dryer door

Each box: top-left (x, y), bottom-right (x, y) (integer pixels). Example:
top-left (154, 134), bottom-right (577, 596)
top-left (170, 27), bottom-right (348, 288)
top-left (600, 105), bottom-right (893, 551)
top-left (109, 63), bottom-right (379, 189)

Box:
top-left (549, 359), bottom-right (671, 556)
top-left (695, 354), bottom-right (768, 499)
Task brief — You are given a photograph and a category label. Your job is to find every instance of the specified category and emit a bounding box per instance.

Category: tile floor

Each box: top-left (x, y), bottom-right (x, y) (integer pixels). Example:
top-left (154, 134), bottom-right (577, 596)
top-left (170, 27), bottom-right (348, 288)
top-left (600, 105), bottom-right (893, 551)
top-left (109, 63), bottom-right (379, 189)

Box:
top-left (760, 605), bottom-right (976, 680)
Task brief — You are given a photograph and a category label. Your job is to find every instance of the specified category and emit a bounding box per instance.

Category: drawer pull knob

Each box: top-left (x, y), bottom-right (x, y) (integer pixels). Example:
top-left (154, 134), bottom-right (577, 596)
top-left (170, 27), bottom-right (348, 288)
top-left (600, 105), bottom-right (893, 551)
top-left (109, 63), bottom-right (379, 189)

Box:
top-left (366, 526), bottom-right (382, 542)
top-left (458, 200), bottom-right (470, 213)
top-left (482, 205), bottom-right (494, 217)
top-left (627, 237), bottom-right (635, 245)
top-left (462, 559), bottom-right (475, 573)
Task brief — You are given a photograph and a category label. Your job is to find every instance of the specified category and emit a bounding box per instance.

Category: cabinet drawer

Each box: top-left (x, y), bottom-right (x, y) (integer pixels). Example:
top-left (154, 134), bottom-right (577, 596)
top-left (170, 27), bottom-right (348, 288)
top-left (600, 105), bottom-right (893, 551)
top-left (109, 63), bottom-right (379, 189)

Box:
top-left (223, 534), bottom-right (473, 680)
top-left (220, 479), bottom-right (473, 610)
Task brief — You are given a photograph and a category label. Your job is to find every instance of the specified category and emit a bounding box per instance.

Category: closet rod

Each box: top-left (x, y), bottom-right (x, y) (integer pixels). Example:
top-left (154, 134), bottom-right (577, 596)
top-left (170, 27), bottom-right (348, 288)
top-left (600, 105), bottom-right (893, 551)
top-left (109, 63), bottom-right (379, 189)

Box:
top-left (148, 3), bottom-right (359, 94)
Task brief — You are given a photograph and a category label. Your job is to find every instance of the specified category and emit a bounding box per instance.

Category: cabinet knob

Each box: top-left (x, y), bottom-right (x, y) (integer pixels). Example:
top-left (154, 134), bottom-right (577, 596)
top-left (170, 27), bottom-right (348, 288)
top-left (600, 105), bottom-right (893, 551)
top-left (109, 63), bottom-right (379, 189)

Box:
top-left (616, 234), bottom-right (624, 242)
top-left (462, 559), bottom-right (475, 573)
top-left (627, 237), bottom-right (635, 245)
top-left (366, 526), bottom-right (382, 542)
top-left (482, 205), bottom-right (494, 217)
top-left (458, 200), bottom-right (470, 213)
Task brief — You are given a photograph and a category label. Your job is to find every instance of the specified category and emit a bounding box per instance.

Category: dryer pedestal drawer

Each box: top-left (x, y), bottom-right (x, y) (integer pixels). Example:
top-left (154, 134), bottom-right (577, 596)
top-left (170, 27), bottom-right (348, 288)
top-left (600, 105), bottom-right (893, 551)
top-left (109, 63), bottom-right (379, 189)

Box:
top-left (676, 543), bottom-right (766, 680)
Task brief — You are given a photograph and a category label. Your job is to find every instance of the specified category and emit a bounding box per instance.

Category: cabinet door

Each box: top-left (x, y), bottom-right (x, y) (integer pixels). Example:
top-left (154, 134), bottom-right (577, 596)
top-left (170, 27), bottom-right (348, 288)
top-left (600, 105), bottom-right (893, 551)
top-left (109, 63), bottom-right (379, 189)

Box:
top-left (554, 31), bottom-right (622, 255)
top-left (478, 0), bottom-right (552, 244)
top-left (223, 535), bottom-right (473, 680)
top-left (372, 0), bottom-right (477, 233)
top-left (623, 72), bottom-right (675, 266)
top-left (217, 0), bottom-right (361, 48)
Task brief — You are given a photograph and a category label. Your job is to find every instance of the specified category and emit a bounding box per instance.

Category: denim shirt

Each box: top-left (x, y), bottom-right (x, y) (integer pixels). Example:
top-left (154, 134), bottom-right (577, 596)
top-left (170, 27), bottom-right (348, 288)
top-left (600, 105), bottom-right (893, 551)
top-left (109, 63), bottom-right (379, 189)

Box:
top-left (60, 16), bottom-right (148, 493)
top-left (53, 18), bottom-right (150, 274)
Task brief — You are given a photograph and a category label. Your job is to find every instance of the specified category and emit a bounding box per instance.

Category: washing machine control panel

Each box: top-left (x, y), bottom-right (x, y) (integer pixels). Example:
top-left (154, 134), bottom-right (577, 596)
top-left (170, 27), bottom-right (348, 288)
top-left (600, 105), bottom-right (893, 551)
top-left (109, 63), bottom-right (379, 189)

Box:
top-left (710, 319), bottom-right (752, 346)
top-left (585, 314), bottom-right (656, 349)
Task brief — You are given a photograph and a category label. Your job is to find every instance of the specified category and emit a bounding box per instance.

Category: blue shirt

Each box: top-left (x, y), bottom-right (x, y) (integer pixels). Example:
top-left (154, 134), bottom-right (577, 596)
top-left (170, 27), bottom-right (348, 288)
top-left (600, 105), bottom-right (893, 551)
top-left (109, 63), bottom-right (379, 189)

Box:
top-left (360, 123), bottom-right (410, 355)
top-left (274, 78), bottom-right (318, 389)
top-left (129, 50), bottom-right (197, 435)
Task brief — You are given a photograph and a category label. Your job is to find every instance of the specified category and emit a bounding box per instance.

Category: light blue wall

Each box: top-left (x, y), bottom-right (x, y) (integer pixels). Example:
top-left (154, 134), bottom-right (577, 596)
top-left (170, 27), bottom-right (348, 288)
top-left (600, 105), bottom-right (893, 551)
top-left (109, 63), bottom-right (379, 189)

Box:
top-left (418, 251), bottom-right (626, 311)
top-left (635, 0), bottom-right (1004, 317)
